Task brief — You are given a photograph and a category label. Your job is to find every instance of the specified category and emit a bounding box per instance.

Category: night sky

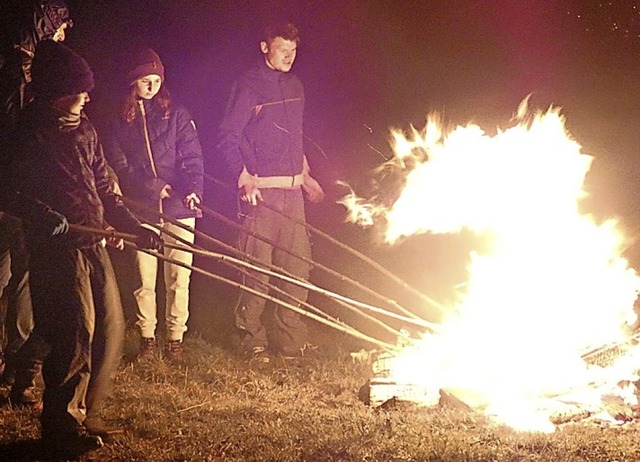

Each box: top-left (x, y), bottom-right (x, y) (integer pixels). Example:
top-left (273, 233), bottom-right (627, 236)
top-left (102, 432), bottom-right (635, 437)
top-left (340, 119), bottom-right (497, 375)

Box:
top-left (62, 1), bottom-right (640, 339)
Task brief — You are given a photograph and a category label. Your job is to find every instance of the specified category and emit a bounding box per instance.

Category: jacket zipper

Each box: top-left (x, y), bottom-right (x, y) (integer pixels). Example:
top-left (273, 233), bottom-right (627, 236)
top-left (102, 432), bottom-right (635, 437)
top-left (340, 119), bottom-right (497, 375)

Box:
top-left (138, 100), bottom-right (163, 220)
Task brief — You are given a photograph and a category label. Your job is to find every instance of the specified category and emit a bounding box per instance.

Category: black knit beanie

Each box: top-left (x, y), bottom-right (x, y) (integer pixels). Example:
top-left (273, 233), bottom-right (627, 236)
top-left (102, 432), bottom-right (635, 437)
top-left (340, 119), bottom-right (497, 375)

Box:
top-left (31, 40), bottom-right (94, 99)
top-left (126, 48), bottom-right (165, 85)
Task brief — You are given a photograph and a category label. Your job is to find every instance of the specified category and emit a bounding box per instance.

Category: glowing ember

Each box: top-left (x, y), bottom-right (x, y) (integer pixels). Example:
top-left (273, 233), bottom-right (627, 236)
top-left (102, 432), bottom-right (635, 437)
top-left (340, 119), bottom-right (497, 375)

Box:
top-left (341, 99), bottom-right (640, 432)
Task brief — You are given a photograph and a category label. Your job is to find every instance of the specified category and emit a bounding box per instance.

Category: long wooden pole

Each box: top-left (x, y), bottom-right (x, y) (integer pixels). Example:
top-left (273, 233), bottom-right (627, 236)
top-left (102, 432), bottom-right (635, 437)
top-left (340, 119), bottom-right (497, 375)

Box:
top-left (203, 172), bottom-right (449, 315)
top-left (197, 201), bottom-right (428, 323)
top-left (163, 242), bottom-right (437, 331)
top-left (122, 197), bottom-right (425, 335)
top-left (134, 219), bottom-right (405, 336)
top-left (70, 222), bottom-right (408, 339)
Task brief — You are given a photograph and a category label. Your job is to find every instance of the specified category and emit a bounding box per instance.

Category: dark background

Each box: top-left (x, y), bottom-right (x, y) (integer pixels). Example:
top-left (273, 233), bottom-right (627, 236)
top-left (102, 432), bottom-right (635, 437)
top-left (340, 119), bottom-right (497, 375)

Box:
top-left (62, 0), bottom-right (640, 348)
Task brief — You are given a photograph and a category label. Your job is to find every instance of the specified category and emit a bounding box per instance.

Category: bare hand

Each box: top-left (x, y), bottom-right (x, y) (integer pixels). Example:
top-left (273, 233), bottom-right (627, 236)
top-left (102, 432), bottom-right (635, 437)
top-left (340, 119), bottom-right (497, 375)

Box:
top-left (105, 226), bottom-right (124, 250)
top-left (238, 168), bottom-right (262, 206)
top-left (160, 184), bottom-right (173, 199)
top-left (240, 183), bottom-right (263, 206)
top-left (302, 175), bottom-right (325, 203)
top-left (183, 193), bottom-right (201, 210)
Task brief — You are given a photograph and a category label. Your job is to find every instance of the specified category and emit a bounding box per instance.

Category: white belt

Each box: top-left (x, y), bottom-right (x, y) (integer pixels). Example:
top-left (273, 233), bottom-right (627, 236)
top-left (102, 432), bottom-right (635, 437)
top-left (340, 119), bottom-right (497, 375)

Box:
top-left (256, 174), bottom-right (304, 189)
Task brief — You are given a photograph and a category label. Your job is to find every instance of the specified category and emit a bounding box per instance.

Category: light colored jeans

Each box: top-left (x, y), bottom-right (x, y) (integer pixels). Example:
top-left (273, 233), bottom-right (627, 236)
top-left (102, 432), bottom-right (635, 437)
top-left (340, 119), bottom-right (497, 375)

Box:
top-left (134, 218), bottom-right (195, 341)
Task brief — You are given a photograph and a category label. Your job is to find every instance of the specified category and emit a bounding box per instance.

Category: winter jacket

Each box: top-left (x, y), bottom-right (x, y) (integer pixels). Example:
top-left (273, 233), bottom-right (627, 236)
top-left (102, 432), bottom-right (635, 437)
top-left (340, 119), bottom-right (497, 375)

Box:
top-left (4, 101), bottom-right (141, 250)
top-left (0, 0), bottom-right (71, 139)
top-left (105, 98), bottom-right (204, 223)
top-left (217, 60), bottom-right (305, 182)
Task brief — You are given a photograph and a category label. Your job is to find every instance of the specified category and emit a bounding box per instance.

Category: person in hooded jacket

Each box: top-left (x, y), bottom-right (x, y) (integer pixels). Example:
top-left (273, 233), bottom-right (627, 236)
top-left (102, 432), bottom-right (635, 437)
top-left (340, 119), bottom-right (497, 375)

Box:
top-left (3, 40), bottom-right (162, 457)
top-left (0, 0), bottom-right (72, 138)
top-left (105, 48), bottom-right (204, 367)
top-left (0, 0), bottom-right (73, 392)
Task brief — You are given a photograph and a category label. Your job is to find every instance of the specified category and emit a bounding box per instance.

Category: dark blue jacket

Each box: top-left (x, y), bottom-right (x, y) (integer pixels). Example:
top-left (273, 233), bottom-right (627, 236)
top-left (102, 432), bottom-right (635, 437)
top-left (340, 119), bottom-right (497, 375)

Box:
top-left (105, 98), bottom-right (204, 222)
top-left (217, 60), bottom-right (304, 181)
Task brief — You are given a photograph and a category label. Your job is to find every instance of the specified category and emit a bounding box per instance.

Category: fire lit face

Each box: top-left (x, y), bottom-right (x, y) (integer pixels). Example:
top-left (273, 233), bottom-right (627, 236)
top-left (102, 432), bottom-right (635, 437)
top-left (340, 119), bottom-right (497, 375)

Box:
top-left (134, 74), bottom-right (162, 100)
top-left (261, 37), bottom-right (297, 73)
top-left (52, 92), bottom-right (90, 115)
top-left (52, 22), bottom-right (69, 42)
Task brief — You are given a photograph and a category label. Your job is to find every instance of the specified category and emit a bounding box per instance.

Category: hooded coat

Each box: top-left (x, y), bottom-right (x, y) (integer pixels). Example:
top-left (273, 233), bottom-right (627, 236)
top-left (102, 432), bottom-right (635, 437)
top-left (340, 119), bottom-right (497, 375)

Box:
top-left (0, 0), bottom-right (72, 138)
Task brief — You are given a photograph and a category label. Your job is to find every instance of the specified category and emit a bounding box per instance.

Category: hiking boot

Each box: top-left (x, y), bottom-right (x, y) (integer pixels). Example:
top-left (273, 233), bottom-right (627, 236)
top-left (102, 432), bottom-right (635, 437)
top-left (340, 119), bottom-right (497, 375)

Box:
top-left (164, 340), bottom-right (186, 366)
top-left (84, 416), bottom-right (124, 441)
top-left (41, 426), bottom-right (104, 459)
top-left (9, 386), bottom-right (42, 410)
top-left (247, 346), bottom-right (270, 363)
top-left (1, 363), bottom-right (15, 386)
top-left (137, 337), bottom-right (156, 362)
top-left (1, 350), bottom-right (22, 386)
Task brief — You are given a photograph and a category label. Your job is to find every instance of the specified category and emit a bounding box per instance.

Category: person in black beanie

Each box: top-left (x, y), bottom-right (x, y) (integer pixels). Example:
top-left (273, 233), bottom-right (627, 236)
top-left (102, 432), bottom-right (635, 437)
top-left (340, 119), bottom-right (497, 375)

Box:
top-left (3, 39), bottom-right (162, 458)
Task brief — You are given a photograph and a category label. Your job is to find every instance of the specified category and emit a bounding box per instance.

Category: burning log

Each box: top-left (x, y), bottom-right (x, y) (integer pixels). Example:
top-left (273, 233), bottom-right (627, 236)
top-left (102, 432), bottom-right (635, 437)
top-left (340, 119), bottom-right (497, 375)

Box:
top-left (363, 335), bottom-right (640, 428)
top-left (580, 333), bottom-right (640, 367)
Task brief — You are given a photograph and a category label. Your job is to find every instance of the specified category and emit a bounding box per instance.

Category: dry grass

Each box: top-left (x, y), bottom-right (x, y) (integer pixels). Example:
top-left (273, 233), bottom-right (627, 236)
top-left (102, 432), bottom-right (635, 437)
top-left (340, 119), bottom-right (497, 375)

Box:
top-left (2, 332), bottom-right (640, 461)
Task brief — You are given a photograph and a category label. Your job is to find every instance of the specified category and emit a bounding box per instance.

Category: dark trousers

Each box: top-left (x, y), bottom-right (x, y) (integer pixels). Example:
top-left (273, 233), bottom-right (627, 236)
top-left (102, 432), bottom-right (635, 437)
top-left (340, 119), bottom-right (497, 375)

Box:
top-left (235, 188), bottom-right (311, 356)
top-left (28, 243), bottom-right (124, 434)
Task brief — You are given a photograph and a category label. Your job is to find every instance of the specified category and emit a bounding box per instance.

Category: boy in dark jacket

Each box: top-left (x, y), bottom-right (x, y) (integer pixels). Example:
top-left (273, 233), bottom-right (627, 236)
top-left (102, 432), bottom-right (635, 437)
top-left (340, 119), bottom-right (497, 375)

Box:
top-left (3, 40), bottom-right (160, 457)
top-left (217, 21), bottom-right (324, 362)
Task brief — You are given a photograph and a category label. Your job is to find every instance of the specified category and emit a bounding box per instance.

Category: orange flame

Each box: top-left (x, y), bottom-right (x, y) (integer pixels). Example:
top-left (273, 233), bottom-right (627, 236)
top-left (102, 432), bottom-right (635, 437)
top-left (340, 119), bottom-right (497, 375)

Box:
top-left (343, 100), bottom-right (640, 432)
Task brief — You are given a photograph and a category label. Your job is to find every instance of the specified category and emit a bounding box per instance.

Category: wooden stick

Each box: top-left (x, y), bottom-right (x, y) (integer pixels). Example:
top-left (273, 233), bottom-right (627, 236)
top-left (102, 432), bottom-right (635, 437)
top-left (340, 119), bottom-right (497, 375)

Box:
top-left (70, 224), bottom-right (398, 351)
top-left (198, 201), bottom-right (427, 324)
top-left (164, 242), bottom-right (438, 331)
top-left (133, 243), bottom-right (402, 353)
top-left (122, 197), bottom-right (411, 337)
top-left (203, 172), bottom-right (449, 315)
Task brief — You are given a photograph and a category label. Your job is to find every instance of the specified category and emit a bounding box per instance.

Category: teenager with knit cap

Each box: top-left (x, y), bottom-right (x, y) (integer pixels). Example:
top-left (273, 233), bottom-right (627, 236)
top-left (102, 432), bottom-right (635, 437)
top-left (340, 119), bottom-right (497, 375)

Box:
top-left (3, 40), bottom-right (161, 458)
top-left (105, 48), bottom-right (204, 366)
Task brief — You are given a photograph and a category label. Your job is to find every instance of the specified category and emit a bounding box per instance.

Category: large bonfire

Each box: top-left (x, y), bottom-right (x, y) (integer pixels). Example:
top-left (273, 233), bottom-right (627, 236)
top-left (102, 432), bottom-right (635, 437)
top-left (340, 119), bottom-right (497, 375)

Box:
top-left (340, 98), bottom-right (640, 432)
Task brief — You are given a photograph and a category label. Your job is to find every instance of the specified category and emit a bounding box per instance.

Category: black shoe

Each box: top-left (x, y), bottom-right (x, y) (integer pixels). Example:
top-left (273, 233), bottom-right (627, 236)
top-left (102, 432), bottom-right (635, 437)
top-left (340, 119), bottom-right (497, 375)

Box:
top-left (84, 416), bottom-right (124, 441)
top-left (1, 367), bottom-right (15, 386)
top-left (9, 386), bottom-right (42, 411)
top-left (10, 358), bottom-right (42, 402)
top-left (41, 427), bottom-right (104, 459)
top-left (1, 351), bottom-right (17, 386)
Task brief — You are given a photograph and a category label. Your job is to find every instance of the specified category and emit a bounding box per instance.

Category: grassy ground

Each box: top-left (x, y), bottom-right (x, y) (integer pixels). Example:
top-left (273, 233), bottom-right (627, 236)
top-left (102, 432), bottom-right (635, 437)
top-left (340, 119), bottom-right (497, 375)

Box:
top-left (1, 332), bottom-right (640, 461)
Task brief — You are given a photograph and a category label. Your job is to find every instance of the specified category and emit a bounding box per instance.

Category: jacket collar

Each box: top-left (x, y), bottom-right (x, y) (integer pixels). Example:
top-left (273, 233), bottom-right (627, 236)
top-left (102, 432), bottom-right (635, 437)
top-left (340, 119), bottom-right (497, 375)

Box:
top-left (257, 59), bottom-right (287, 82)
